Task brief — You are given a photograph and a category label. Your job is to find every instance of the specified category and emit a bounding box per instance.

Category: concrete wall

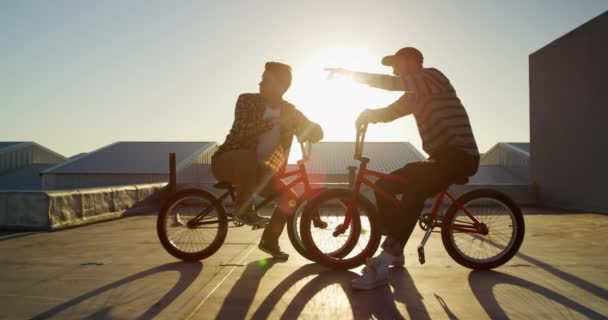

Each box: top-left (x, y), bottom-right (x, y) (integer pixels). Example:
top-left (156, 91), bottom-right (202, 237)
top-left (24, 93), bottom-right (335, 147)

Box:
top-left (42, 173), bottom-right (168, 190)
top-left (529, 11), bottom-right (608, 212)
top-left (0, 183), bottom-right (165, 230)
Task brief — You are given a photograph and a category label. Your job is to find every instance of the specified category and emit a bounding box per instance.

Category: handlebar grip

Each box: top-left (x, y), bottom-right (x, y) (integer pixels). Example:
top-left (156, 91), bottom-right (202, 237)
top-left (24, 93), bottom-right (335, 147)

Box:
top-left (299, 141), bottom-right (313, 161)
top-left (355, 123), bottom-right (369, 158)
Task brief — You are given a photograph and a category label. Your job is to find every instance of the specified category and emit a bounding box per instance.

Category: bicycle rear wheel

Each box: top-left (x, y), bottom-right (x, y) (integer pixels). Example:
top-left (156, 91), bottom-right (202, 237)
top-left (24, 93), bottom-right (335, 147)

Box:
top-left (441, 189), bottom-right (525, 270)
top-left (300, 188), bottom-right (381, 270)
top-left (157, 188), bottom-right (228, 261)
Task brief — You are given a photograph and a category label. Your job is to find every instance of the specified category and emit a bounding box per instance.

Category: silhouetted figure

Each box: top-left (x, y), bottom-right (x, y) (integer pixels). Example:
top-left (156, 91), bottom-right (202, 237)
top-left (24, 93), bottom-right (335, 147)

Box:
top-left (327, 47), bottom-right (479, 289)
top-left (212, 62), bottom-right (323, 260)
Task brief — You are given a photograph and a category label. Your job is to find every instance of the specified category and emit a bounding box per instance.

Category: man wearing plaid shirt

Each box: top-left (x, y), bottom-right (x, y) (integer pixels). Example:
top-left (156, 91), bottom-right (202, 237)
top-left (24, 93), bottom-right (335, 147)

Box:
top-left (211, 62), bottom-right (323, 260)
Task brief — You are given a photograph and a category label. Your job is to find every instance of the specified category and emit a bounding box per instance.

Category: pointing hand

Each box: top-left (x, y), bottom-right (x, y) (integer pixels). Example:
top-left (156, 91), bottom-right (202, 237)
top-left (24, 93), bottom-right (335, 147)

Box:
top-left (325, 67), bottom-right (353, 80)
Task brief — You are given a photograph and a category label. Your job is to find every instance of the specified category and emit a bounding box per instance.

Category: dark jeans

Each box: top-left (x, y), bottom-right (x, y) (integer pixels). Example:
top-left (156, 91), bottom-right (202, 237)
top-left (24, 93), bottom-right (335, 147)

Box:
top-left (211, 150), bottom-right (296, 246)
top-left (374, 147), bottom-right (479, 250)
top-left (257, 168), bottom-right (298, 246)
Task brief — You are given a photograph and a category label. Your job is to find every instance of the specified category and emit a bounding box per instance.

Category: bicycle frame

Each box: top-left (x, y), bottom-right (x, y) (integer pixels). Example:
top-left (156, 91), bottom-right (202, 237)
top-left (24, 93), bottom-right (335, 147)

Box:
top-left (190, 142), bottom-right (317, 227)
top-left (335, 124), bottom-right (485, 235)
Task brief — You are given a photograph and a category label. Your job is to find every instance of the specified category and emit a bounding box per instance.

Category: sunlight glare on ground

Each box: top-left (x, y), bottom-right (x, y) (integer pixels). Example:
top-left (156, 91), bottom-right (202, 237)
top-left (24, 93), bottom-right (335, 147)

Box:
top-left (258, 258), bottom-right (269, 267)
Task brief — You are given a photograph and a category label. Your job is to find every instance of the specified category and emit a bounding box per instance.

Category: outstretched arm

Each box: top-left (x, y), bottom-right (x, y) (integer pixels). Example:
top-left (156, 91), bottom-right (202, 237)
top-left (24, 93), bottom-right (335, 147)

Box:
top-left (326, 68), bottom-right (406, 91)
top-left (352, 72), bottom-right (406, 91)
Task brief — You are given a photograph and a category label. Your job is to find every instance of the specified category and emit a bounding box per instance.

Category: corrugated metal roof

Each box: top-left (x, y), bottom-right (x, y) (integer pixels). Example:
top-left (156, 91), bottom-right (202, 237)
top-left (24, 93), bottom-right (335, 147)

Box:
top-left (481, 142), bottom-right (530, 164)
top-left (42, 142), bottom-right (215, 174)
top-left (0, 163), bottom-right (55, 190)
top-left (69, 152), bottom-right (88, 160)
top-left (0, 142), bottom-right (66, 161)
top-left (469, 165), bottom-right (531, 184)
top-left (0, 142), bottom-right (26, 151)
top-left (506, 143), bottom-right (530, 154)
top-left (301, 142), bottom-right (425, 174)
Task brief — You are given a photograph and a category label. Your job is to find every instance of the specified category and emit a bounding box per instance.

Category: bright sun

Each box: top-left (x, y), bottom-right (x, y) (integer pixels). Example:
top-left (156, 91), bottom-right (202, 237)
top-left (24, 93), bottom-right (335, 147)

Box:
top-left (286, 47), bottom-right (404, 161)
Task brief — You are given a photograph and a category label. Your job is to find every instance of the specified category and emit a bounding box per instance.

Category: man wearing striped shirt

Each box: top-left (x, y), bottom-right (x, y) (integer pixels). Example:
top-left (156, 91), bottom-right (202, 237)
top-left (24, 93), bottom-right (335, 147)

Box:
top-left (328, 47), bottom-right (479, 290)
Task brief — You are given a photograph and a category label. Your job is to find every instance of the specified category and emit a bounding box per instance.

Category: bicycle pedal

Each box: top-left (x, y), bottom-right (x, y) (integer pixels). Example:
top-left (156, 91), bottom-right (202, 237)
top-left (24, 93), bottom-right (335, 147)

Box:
top-left (417, 245), bottom-right (426, 265)
top-left (251, 224), bottom-right (267, 231)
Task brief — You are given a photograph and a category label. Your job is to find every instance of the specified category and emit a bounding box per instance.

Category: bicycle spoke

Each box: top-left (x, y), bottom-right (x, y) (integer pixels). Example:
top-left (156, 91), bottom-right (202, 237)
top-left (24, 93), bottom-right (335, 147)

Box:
top-left (450, 197), bottom-right (518, 263)
top-left (164, 196), bottom-right (221, 253)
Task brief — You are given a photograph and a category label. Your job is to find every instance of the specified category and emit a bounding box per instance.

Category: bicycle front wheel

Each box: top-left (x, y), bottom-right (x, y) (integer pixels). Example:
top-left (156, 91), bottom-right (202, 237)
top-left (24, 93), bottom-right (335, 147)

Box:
top-left (157, 188), bottom-right (228, 261)
top-left (300, 188), bottom-right (381, 270)
top-left (286, 188), bottom-right (326, 261)
top-left (441, 189), bottom-right (525, 270)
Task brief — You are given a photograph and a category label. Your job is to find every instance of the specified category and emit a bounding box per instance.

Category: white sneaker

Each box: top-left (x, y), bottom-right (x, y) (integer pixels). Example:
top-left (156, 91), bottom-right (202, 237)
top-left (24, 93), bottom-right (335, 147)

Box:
top-left (392, 253), bottom-right (405, 267)
top-left (380, 238), bottom-right (405, 267)
top-left (351, 256), bottom-right (390, 290)
top-left (361, 252), bottom-right (404, 273)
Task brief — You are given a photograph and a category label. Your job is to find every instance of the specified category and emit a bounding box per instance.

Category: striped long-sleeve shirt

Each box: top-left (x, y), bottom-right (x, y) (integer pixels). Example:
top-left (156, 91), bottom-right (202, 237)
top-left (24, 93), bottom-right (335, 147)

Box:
top-left (353, 68), bottom-right (479, 157)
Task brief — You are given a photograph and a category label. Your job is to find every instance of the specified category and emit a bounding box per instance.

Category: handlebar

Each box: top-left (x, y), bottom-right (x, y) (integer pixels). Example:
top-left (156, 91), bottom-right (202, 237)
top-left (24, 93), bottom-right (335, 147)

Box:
top-left (299, 141), bottom-right (312, 162)
top-left (355, 123), bottom-right (368, 160)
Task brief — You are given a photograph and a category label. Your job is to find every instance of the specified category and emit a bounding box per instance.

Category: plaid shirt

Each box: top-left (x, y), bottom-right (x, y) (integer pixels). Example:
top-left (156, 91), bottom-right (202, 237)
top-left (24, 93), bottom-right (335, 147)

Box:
top-left (213, 93), bottom-right (323, 172)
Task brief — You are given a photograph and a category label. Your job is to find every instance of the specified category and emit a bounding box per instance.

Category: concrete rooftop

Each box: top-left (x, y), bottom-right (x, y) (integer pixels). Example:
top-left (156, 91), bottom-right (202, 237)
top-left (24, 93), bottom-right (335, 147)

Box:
top-left (0, 210), bottom-right (606, 319)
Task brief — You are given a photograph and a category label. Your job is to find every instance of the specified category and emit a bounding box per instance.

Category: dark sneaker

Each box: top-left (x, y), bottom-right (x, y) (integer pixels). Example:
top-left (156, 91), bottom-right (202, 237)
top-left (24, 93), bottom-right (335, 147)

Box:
top-left (235, 212), bottom-right (269, 227)
top-left (258, 240), bottom-right (289, 261)
top-left (312, 214), bottom-right (328, 228)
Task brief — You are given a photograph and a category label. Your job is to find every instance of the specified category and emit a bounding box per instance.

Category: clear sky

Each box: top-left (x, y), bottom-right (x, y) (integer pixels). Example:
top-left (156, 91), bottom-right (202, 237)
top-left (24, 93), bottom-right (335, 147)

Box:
top-left (1, 1), bottom-right (606, 158)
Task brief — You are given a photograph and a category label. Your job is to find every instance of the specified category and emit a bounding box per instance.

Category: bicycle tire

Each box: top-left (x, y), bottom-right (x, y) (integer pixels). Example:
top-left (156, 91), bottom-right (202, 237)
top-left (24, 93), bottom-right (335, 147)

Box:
top-left (441, 189), bottom-right (525, 270)
top-left (300, 188), bottom-right (381, 270)
top-left (157, 188), bottom-right (228, 261)
top-left (286, 188), bottom-right (326, 261)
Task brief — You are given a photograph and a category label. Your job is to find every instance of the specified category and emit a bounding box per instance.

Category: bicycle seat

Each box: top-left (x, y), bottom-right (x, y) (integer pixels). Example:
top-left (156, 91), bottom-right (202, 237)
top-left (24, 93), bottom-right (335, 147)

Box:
top-left (213, 181), bottom-right (234, 189)
top-left (453, 177), bottom-right (469, 185)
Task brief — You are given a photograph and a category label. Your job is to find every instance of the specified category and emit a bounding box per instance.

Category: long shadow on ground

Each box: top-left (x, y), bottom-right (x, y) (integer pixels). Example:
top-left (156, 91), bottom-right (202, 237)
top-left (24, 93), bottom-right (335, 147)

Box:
top-left (32, 261), bottom-right (202, 320)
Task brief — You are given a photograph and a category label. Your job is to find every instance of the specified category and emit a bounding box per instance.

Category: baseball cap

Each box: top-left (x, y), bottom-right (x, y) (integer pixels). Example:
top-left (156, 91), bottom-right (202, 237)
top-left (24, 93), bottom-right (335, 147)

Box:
top-left (381, 47), bottom-right (424, 66)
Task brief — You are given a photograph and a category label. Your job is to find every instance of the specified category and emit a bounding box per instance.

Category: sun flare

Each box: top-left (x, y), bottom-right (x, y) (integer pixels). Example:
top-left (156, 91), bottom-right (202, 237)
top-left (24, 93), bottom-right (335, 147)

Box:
top-left (286, 47), bottom-right (404, 161)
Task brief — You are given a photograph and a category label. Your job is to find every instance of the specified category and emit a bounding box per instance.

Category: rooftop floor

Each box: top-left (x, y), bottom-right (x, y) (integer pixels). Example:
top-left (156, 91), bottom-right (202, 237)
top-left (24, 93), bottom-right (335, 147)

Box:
top-left (0, 210), bottom-right (606, 319)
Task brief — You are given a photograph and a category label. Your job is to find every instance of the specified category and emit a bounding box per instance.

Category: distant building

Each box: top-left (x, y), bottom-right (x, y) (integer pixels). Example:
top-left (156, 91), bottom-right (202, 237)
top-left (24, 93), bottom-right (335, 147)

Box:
top-left (0, 142), bottom-right (66, 174)
top-left (285, 141), bottom-right (535, 205)
top-left (41, 142), bottom-right (217, 190)
top-left (464, 142), bottom-right (535, 205)
top-left (529, 11), bottom-right (608, 212)
top-left (68, 153), bottom-right (88, 160)
top-left (289, 142), bottom-right (426, 184)
top-left (0, 142), bottom-right (66, 190)
top-left (480, 142), bottom-right (530, 182)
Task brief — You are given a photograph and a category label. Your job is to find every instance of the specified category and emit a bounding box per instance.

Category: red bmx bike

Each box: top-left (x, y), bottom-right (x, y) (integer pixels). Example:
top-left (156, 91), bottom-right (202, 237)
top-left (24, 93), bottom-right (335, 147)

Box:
top-left (300, 124), bottom-right (525, 270)
top-left (157, 142), bottom-right (328, 261)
